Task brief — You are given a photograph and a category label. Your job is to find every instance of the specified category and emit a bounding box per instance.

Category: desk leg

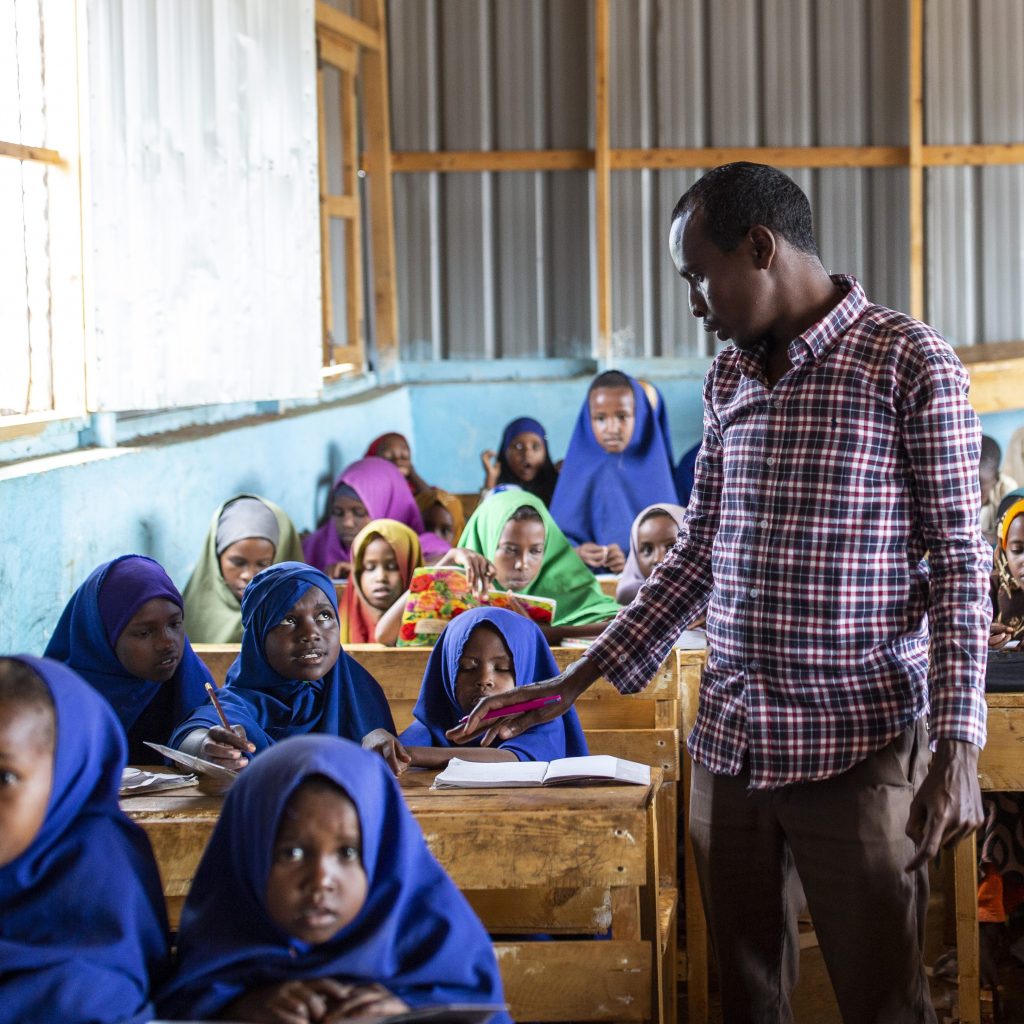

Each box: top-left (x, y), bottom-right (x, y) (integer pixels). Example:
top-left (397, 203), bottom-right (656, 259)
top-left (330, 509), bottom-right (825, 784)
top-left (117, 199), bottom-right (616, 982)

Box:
top-left (954, 832), bottom-right (981, 1024)
top-left (682, 750), bottom-right (709, 1023)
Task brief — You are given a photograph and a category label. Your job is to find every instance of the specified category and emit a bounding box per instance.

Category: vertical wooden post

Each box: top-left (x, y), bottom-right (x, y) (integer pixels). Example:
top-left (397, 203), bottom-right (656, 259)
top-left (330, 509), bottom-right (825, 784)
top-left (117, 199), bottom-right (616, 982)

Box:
top-left (341, 69), bottom-right (365, 356)
top-left (594, 0), bottom-right (612, 363)
top-left (908, 0), bottom-right (925, 320)
top-left (316, 60), bottom-right (334, 365)
top-left (360, 0), bottom-right (400, 375)
top-left (954, 833), bottom-right (982, 1024)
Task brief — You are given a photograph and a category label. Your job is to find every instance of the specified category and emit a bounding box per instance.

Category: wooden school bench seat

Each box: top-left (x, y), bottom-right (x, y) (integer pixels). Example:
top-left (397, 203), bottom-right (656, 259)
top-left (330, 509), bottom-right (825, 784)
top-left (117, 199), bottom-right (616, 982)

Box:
top-left (122, 769), bottom-right (676, 1023)
top-left (954, 691), bottom-right (1024, 1024)
top-left (192, 642), bottom-right (683, 890)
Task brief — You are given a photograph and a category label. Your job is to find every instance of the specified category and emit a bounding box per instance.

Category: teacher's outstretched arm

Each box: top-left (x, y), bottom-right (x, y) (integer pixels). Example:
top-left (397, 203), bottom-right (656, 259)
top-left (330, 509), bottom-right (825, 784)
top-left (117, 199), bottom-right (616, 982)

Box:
top-left (446, 657), bottom-right (602, 748)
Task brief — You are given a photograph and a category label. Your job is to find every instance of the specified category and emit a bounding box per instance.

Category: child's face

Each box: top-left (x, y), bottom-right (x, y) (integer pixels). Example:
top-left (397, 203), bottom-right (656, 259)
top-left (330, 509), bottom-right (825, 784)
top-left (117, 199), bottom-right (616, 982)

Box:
top-left (0, 702), bottom-right (54, 868)
top-left (264, 588), bottom-right (341, 681)
top-left (358, 537), bottom-right (404, 611)
top-left (374, 434), bottom-right (412, 477)
top-left (1006, 516), bottom-right (1024, 587)
top-left (266, 783), bottom-right (367, 945)
top-left (636, 513), bottom-right (679, 579)
top-left (423, 502), bottom-right (455, 544)
top-left (504, 431), bottom-right (546, 483)
top-left (218, 538), bottom-right (276, 603)
top-left (493, 518), bottom-right (546, 592)
top-left (588, 386), bottom-right (636, 453)
top-left (454, 624), bottom-right (516, 714)
top-left (331, 495), bottom-right (370, 547)
top-left (114, 598), bottom-right (186, 683)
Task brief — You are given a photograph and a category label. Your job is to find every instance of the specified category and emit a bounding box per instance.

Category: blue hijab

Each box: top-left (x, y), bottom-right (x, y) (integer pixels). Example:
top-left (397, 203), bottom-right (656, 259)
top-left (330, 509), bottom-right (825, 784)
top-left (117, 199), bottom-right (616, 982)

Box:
top-left (156, 735), bottom-right (509, 1020)
top-left (399, 607), bottom-right (588, 761)
top-left (495, 416), bottom-right (559, 507)
top-left (169, 563), bottom-right (394, 752)
top-left (549, 375), bottom-right (678, 553)
top-left (44, 555), bottom-right (211, 763)
top-left (0, 656), bottom-right (169, 1024)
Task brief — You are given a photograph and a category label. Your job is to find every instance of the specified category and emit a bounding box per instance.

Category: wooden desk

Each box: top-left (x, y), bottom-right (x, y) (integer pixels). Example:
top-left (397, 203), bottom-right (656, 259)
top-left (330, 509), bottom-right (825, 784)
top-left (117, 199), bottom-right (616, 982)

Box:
top-left (955, 692), bottom-right (1024, 1024)
top-left (124, 770), bottom-right (673, 1023)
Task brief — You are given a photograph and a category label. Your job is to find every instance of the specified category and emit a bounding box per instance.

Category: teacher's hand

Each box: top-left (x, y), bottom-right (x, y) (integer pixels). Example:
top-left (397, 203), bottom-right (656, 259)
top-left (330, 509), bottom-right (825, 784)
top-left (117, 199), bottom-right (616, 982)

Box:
top-left (446, 659), bottom-right (602, 747)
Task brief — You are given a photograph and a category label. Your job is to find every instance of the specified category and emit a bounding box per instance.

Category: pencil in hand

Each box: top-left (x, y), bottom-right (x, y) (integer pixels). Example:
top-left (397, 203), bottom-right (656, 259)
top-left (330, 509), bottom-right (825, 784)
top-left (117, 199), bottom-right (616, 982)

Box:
top-left (204, 682), bottom-right (255, 753)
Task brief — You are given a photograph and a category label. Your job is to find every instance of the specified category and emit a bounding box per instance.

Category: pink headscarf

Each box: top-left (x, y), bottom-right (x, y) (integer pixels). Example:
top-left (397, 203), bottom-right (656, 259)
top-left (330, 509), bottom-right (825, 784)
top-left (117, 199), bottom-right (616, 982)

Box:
top-left (615, 502), bottom-right (689, 605)
top-left (302, 457), bottom-right (450, 572)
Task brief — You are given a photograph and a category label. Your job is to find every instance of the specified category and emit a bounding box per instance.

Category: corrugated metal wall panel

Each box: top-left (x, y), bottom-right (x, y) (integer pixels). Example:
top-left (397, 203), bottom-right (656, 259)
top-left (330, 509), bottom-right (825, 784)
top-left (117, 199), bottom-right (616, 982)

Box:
top-left (387, 0), bottom-right (1021, 361)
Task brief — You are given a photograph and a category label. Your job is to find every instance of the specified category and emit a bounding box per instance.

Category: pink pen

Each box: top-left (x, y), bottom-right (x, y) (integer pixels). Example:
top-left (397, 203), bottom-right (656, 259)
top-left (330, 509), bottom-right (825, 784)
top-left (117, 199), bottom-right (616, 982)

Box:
top-left (459, 694), bottom-right (562, 724)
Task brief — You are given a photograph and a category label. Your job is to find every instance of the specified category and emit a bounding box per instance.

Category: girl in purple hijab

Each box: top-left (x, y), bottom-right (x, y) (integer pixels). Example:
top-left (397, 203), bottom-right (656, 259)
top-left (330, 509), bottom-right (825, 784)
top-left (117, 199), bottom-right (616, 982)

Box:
top-left (302, 457), bottom-right (451, 577)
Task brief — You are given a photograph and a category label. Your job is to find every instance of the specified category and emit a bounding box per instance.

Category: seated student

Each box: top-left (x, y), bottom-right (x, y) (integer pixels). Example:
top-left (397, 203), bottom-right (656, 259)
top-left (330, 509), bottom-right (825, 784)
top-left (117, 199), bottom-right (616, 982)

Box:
top-left (549, 370), bottom-right (677, 573)
top-left (416, 486), bottom-right (466, 546)
top-left (364, 606), bottom-right (588, 776)
top-left (155, 734), bottom-right (510, 1023)
top-left (616, 503), bottom-right (689, 605)
top-left (364, 431), bottom-right (432, 495)
top-left (480, 417), bottom-right (560, 507)
top-left (460, 490), bottom-right (621, 644)
top-left (0, 655), bottom-right (169, 1024)
top-left (182, 494), bottom-right (305, 643)
top-left (990, 491), bottom-right (1024, 650)
top-left (44, 555), bottom-right (211, 764)
top-left (170, 562), bottom-right (394, 770)
top-left (302, 456), bottom-right (450, 579)
top-left (979, 436), bottom-right (1019, 547)
top-left (340, 520), bottom-right (494, 646)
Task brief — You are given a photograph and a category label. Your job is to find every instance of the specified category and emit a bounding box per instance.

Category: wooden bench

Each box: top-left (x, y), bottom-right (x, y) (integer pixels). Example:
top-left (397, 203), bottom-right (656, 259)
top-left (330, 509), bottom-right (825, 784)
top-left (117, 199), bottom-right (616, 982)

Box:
top-left (123, 769), bottom-right (675, 1023)
top-left (192, 642), bottom-right (682, 889)
top-left (954, 691), bottom-right (1024, 1024)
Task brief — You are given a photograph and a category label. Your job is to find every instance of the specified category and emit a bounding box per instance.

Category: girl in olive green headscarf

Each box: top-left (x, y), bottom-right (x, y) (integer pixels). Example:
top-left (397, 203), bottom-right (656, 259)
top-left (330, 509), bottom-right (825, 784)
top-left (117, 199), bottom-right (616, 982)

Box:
top-left (182, 495), bottom-right (305, 643)
top-left (459, 490), bottom-right (620, 643)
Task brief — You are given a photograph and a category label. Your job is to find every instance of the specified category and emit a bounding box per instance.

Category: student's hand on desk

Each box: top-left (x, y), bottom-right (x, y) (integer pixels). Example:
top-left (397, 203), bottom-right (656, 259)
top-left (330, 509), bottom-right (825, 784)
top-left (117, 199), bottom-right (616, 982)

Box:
top-left (990, 622), bottom-right (1013, 649)
top-left (602, 542), bottom-right (626, 573)
top-left (447, 658), bottom-right (602, 747)
top-left (575, 542), bottom-right (607, 568)
top-left (480, 449), bottom-right (501, 489)
top-left (323, 981), bottom-right (409, 1020)
top-left (324, 560), bottom-right (352, 580)
top-left (225, 978), bottom-right (345, 1023)
top-left (361, 729), bottom-right (412, 776)
top-left (905, 738), bottom-right (984, 871)
top-left (438, 547), bottom-right (496, 596)
top-left (199, 724), bottom-right (255, 770)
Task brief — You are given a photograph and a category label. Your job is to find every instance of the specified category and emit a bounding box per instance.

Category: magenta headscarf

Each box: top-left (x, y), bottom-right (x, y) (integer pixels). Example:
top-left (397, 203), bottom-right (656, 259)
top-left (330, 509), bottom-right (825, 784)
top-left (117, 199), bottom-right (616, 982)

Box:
top-left (302, 457), bottom-right (450, 572)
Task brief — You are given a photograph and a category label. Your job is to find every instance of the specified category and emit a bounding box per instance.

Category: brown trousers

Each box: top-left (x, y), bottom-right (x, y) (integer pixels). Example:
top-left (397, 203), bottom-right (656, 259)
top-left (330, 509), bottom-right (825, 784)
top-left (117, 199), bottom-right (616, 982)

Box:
top-left (689, 720), bottom-right (936, 1024)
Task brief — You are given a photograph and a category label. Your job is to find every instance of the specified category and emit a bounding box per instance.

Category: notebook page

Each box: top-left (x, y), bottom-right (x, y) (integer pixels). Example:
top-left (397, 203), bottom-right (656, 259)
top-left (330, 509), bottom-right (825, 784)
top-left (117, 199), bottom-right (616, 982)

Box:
top-left (432, 758), bottom-right (549, 788)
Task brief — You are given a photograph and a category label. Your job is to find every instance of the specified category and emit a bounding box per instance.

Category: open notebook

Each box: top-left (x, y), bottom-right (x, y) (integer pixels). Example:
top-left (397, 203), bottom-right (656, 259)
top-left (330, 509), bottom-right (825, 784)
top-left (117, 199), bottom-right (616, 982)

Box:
top-left (432, 754), bottom-right (651, 789)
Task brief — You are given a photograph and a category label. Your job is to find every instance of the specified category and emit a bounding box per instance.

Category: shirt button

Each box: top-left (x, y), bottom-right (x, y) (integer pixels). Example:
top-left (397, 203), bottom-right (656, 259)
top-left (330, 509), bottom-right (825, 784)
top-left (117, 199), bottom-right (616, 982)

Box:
top-left (749, 659), bottom-right (760, 670)
top-left (766, 457), bottom-right (775, 467)
top-left (618, 654), bottom-right (628, 663)
top-left (749, 587), bottom-right (759, 598)
top-left (759, 519), bottom-right (769, 529)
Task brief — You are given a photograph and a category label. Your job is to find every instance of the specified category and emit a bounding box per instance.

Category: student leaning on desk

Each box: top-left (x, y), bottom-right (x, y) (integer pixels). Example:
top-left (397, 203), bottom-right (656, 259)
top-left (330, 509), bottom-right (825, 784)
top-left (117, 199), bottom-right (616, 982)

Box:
top-left (451, 162), bottom-right (991, 1024)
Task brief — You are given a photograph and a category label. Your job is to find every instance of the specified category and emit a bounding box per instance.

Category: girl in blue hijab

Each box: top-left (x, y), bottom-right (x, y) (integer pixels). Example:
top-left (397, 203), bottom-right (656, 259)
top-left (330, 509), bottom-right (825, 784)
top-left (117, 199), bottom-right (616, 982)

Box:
top-left (0, 655), bottom-right (169, 1024)
top-left (156, 734), bottom-right (510, 1021)
top-left (44, 555), bottom-right (211, 764)
top-left (169, 562), bottom-right (394, 767)
top-left (480, 416), bottom-right (561, 507)
top-left (549, 371), bottom-right (677, 571)
top-left (363, 607), bottom-right (587, 774)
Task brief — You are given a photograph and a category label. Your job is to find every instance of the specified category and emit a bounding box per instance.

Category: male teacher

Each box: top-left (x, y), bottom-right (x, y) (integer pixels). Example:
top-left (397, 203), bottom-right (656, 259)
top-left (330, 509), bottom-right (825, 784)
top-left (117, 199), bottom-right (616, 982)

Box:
top-left (452, 163), bottom-right (991, 1024)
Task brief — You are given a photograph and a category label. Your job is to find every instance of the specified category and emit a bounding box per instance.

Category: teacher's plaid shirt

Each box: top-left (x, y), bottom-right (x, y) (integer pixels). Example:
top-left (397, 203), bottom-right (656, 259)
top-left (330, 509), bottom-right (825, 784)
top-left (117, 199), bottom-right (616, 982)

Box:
top-left (585, 276), bottom-right (991, 789)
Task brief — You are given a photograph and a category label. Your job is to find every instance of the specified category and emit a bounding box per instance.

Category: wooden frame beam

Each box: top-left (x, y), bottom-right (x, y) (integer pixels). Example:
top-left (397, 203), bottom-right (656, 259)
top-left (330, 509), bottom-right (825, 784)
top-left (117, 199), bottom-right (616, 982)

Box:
top-left (315, 2), bottom-right (379, 51)
top-left (908, 0), bottom-right (925, 320)
top-left (593, 0), bottom-right (612, 364)
top-left (0, 140), bottom-right (65, 166)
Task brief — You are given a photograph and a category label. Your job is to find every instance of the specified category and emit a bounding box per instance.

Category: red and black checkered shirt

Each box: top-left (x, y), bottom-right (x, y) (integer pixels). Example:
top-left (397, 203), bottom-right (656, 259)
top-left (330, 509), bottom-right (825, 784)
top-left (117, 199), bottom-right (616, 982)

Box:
top-left (585, 276), bottom-right (991, 789)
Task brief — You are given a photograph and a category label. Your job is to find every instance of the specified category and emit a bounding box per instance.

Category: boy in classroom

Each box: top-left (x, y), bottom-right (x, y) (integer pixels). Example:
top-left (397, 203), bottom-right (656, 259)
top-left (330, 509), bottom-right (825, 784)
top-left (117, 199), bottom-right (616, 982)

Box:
top-left (338, 519), bottom-right (495, 645)
top-left (460, 490), bottom-right (621, 644)
top-left (363, 606), bottom-right (588, 775)
top-left (549, 370), bottom-right (677, 573)
top-left (0, 656), bottom-right (169, 1024)
top-left (44, 554), bottom-right (211, 765)
top-left (183, 494), bottom-right (305, 642)
top-left (169, 562), bottom-right (394, 769)
top-left (979, 435), bottom-right (1019, 547)
top-left (302, 456), bottom-right (450, 579)
top-left (479, 416), bottom-right (561, 507)
top-left (155, 734), bottom-right (510, 1023)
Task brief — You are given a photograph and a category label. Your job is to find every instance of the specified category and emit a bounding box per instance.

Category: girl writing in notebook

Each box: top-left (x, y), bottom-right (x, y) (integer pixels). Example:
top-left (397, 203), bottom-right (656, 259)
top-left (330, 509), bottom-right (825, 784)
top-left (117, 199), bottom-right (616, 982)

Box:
top-left (0, 656), bottom-right (169, 1024)
top-left (183, 494), bottom-right (305, 643)
top-left (460, 490), bottom-right (620, 644)
top-left (155, 735), bottom-right (509, 1022)
top-left (303, 457), bottom-right (450, 579)
top-left (44, 555), bottom-right (211, 764)
top-left (363, 606), bottom-right (588, 775)
top-left (339, 520), bottom-right (494, 645)
top-left (549, 371), bottom-right (677, 572)
top-left (170, 562), bottom-right (394, 770)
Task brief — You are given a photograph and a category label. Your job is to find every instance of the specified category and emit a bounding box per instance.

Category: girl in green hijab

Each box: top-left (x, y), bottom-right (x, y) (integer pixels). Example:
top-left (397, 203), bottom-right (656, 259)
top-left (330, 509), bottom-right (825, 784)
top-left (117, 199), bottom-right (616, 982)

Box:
top-left (182, 495), bottom-right (305, 642)
top-left (459, 490), bottom-right (620, 643)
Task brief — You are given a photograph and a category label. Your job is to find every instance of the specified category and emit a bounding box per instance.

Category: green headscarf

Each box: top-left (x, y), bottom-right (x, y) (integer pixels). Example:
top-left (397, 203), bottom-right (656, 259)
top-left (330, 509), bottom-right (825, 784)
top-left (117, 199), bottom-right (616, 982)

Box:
top-left (182, 495), bottom-right (305, 642)
top-left (458, 490), bottom-right (621, 627)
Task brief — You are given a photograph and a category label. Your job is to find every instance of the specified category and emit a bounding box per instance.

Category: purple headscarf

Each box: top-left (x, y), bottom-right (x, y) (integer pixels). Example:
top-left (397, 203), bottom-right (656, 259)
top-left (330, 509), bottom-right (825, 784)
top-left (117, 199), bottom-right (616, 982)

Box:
top-left (97, 556), bottom-right (183, 646)
top-left (302, 457), bottom-right (450, 573)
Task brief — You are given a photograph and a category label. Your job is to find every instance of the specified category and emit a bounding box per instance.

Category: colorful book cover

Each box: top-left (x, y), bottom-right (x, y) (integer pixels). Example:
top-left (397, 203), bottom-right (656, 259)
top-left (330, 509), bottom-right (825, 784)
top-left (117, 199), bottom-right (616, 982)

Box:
top-left (397, 567), bottom-right (556, 647)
